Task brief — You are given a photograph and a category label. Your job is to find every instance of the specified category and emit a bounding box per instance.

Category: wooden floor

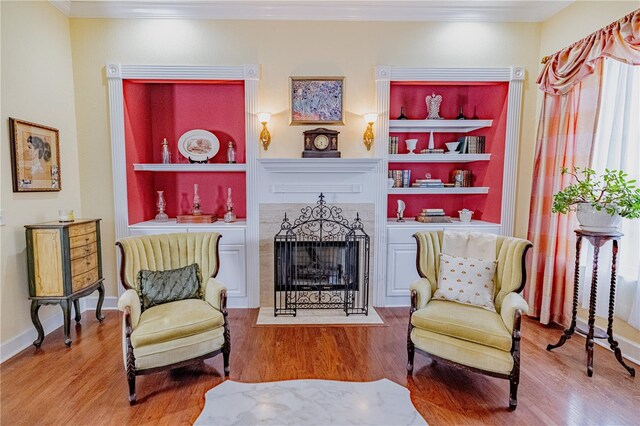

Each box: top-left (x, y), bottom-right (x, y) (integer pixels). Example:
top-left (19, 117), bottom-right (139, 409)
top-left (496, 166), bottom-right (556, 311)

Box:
top-left (1, 308), bottom-right (638, 425)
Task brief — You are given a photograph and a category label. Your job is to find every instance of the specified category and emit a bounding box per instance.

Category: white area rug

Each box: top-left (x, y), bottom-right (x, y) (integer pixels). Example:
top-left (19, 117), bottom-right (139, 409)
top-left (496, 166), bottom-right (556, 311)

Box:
top-left (256, 307), bottom-right (384, 325)
top-left (195, 379), bottom-right (427, 425)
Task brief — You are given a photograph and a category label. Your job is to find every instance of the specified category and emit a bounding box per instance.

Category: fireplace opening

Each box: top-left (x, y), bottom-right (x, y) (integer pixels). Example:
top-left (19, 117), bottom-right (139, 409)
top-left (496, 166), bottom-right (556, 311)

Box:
top-left (274, 194), bottom-right (370, 316)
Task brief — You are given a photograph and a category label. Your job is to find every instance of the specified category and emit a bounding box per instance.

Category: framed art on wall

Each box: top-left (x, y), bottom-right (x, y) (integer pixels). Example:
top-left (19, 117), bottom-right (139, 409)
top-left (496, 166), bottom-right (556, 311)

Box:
top-left (9, 118), bottom-right (61, 192)
top-left (290, 76), bottom-right (345, 125)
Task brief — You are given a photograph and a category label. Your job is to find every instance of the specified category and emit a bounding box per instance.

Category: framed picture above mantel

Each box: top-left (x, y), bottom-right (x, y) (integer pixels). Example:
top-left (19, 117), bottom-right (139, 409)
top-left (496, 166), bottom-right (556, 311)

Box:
top-left (9, 118), bottom-right (61, 192)
top-left (290, 76), bottom-right (345, 125)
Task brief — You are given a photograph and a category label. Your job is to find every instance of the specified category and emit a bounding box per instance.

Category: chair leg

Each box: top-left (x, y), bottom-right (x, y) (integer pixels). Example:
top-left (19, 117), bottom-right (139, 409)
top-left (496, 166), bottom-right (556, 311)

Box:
top-left (509, 375), bottom-right (518, 411)
top-left (407, 323), bottom-right (415, 373)
top-left (223, 320), bottom-right (231, 377)
top-left (127, 372), bottom-right (136, 405)
top-left (125, 335), bottom-right (137, 404)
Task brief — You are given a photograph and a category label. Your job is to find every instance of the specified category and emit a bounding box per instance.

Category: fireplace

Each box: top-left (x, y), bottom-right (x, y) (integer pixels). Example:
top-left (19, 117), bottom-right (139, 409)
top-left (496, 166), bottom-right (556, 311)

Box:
top-left (274, 194), bottom-right (370, 316)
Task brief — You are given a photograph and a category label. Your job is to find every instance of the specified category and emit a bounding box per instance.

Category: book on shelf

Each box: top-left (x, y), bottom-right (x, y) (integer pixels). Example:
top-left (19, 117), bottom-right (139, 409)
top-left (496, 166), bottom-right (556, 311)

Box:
top-left (419, 148), bottom-right (446, 154)
top-left (388, 169), bottom-right (411, 188)
top-left (388, 136), bottom-right (399, 154)
top-left (411, 183), bottom-right (444, 188)
top-left (416, 215), bottom-right (452, 223)
top-left (420, 208), bottom-right (446, 216)
top-left (456, 136), bottom-right (486, 154)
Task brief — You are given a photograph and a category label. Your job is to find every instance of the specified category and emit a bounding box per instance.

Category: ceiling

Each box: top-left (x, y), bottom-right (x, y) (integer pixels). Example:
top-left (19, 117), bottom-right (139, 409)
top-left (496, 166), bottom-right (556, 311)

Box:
top-left (50, 0), bottom-right (574, 22)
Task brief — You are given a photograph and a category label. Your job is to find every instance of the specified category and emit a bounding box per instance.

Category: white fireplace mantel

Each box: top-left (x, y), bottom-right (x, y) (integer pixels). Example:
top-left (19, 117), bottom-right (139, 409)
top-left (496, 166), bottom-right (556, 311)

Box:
top-left (258, 158), bottom-right (381, 173)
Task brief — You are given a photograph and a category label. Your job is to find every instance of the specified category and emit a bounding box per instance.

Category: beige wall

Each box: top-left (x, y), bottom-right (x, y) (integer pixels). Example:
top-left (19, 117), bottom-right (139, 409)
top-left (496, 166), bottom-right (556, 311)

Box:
top-left (1, 2), bottom-right (81, 346)
top-left (70, 19), bottom-right (542, 299)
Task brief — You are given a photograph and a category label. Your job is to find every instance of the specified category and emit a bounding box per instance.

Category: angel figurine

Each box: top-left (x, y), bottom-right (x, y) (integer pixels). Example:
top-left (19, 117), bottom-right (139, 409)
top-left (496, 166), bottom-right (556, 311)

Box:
top-left (397, 199), bottom-right (406, 222)
top-left (425, 92), bottom-right (443, 119)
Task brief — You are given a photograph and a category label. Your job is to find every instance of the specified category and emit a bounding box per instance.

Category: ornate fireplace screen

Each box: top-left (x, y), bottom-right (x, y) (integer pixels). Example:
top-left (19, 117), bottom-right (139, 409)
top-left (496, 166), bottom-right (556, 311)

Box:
top-left (274, 194), bottom-right (370, 316)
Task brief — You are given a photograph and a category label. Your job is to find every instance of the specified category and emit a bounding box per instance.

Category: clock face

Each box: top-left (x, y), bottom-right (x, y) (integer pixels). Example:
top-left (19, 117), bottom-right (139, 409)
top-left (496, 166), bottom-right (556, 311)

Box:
top-left (313, 134), bottom-right (330, 150)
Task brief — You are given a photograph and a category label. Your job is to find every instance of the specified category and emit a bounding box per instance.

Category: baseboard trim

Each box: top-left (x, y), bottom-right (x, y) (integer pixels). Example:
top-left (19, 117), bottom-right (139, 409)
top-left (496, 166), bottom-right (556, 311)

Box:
top-left (1, 296), bottom-right (119, 364)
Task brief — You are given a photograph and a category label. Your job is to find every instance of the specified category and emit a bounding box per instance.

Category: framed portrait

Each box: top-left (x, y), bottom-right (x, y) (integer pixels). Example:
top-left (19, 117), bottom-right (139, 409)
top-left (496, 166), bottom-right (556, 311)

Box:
top-left (290, 76), bottom-right (345, 125)
top-left (9, 118), bottom-right (61, 192)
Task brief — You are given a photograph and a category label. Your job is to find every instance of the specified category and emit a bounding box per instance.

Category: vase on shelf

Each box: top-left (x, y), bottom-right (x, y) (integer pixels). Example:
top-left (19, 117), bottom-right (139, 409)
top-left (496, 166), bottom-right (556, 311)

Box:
top-left (227, 141), bottom-right (236, 164)
top-left (224, 188), bottom-right (237, 223)
top-left (191, 184), bottom-right (202, 215)
top-left (161, 138), bottom-right (171, 164)
top-left (155, 191), bottom-right (169, 222)
top-left (428, 131), bottom-right (435, 150)
top-left (397, 106), bottom-right (408, 120)
top-left (405, 139), bottom-right (418, 154)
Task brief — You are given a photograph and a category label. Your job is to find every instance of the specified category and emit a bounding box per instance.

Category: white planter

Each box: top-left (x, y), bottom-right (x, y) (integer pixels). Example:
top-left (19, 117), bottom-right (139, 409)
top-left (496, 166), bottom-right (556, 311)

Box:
top-left (575, 203), bottom-right (622, 232)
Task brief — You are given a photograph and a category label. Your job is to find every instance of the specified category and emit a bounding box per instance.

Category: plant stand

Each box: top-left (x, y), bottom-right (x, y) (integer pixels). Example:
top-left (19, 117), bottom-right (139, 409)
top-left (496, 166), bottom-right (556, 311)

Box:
top-left (547, 229), bottom-right (635, 377)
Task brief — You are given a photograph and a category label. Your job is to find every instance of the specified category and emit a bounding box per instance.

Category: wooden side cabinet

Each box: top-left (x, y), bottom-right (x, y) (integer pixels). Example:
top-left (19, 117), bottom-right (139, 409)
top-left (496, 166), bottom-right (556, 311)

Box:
top-left (25, 218), bottom-right (105, 347)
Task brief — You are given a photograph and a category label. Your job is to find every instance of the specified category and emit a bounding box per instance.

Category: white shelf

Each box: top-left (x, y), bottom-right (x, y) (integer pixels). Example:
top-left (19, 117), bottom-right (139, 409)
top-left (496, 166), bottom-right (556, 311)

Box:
top-left (389, 119), bottom-right (493, 133)
top-left (133, 163), bottom-right (247, 172)
top-left (388, 187), bottom-right (489, 195)
top-left (387, 218), bottom-right (500, 228)
top-left (388, 153), bottom-right (491, 163)
top-left (130, 219), bottom-right (247, 229)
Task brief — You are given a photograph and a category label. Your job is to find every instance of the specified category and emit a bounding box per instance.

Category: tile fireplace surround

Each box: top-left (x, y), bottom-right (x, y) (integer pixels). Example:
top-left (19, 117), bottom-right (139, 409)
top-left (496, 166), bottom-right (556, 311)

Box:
top-left (258, 159), bottom-right (382, 308)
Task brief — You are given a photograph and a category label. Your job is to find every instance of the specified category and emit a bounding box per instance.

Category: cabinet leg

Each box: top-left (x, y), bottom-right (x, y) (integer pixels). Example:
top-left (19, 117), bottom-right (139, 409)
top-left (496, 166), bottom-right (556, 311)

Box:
top-left (60, 300), bottom-right (72, 347)
top-left (73, 299), bottom-right (81, 323)
top-left (96, 281), bottom-right (105, 322)
top-left (30, 300), bottom-right (45, 348)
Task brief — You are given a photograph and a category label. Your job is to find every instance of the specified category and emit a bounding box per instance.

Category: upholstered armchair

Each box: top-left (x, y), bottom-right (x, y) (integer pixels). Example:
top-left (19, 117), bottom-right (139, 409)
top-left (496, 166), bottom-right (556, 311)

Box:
top-left (116, 233), bottom-right (229, 404)
top-left (407, 231), bottom-right (532, 410)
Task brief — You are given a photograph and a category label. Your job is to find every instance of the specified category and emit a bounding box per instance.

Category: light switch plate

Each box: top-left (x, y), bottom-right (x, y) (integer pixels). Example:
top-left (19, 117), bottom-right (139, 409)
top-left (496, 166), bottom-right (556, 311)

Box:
top-left (0, 210), bottom-right (5, 226)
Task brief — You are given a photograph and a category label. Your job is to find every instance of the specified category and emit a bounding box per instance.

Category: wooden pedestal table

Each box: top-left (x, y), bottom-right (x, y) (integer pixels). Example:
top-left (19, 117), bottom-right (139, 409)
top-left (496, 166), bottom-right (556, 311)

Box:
top-left (547, 229), bottom-right (635, 377)
top-left (25, 219), bottom-right (105, 347)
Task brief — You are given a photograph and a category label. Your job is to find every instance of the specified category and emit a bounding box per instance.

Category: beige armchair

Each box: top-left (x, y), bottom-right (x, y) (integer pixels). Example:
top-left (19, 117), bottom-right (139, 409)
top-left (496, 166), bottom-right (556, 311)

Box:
top-left (408, 231), bottom-right (532, 410)
top-left (116, 232), bottom-right (229, 404)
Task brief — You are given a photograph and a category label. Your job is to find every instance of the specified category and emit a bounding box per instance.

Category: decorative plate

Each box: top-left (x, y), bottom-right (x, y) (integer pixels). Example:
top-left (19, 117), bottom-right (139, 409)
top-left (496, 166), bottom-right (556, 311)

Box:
top-left (178, 129), bottom-right (219, 162)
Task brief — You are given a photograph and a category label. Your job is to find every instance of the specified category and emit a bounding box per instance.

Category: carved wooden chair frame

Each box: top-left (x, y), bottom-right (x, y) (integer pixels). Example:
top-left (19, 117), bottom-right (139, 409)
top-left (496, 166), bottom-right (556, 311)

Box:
top-left (407, 235), bottom-right (532, 410)
top-left (115, 234), bottom-right (230, 404)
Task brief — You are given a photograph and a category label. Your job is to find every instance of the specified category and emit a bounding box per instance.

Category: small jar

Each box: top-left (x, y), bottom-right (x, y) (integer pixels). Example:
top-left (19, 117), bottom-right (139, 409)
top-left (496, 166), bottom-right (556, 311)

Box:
top-left (227, 141), bottom-right (236, 164)
top-left (58, 210), bottom-right (74, 222)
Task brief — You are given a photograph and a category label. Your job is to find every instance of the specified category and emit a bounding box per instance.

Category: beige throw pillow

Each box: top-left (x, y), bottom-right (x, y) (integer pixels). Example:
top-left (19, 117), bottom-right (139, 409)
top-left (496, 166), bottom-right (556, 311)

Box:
top-left (433, 253), bottom-right (497, 312)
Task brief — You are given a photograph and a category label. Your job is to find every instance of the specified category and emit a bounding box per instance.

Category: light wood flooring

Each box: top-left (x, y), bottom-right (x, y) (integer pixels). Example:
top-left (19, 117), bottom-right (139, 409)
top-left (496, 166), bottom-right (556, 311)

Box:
top-left (1, 308), bottom-right (638, 425)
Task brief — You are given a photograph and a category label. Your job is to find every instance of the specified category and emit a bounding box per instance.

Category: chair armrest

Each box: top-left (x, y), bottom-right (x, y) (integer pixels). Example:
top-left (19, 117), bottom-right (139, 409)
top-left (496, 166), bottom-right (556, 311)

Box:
top-left (117, 289), bottom-right (141, 329)
top-left (500, 292), bottom-right (529, 334)
top-left (409, 278), bottom-right (433, 310)
top-left (204, 277), bottom-right (227, 313)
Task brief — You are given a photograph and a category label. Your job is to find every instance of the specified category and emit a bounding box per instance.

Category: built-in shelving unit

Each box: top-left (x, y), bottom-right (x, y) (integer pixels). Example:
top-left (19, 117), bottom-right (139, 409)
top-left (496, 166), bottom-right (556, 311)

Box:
top-left (106, 63), bottom-right (260, 308)
top-left (374, 66), bottom-right (525, 307)
top-left (388, 154), bottom-right (491, 163)
top-left (389, 119), bottom-right (493, 133)
top-left (133, 163), bottom-right (247, 172)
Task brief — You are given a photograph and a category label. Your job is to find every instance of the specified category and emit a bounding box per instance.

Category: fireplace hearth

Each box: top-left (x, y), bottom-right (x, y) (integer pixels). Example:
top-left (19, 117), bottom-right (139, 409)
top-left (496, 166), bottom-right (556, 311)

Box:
top-left (274, 194), bottom-right (370, 316)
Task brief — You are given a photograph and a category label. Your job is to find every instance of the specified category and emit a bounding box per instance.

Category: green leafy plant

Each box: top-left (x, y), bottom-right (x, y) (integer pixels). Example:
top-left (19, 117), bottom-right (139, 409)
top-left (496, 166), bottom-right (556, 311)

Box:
top-left (552, 167), bottom-right (640, 219)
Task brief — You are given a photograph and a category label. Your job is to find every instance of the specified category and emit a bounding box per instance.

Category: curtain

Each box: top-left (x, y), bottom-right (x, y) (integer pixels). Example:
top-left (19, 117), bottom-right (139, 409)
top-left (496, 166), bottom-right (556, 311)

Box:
top-left (538, 9), bottom-right (640, 95)
top-left (526, 62), bottom-right (603, 325)
top-left (579, 58), bottom-right (640, 330)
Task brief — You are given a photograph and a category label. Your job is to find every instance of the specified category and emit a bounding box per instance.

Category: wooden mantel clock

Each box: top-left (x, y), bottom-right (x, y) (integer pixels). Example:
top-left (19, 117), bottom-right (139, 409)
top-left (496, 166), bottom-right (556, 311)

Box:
top-left (302, 128), bottom-right (341, 158)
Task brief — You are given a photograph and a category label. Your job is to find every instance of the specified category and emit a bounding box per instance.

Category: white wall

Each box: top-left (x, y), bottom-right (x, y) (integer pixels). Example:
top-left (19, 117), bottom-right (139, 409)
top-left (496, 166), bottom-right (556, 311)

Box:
top-left (1, 1), bottom-right (81, 357)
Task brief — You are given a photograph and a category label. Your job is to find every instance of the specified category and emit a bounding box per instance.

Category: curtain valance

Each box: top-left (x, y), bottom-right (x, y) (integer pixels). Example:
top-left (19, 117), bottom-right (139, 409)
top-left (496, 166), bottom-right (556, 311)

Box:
top-left (538, 9), bottom-right (640, 95)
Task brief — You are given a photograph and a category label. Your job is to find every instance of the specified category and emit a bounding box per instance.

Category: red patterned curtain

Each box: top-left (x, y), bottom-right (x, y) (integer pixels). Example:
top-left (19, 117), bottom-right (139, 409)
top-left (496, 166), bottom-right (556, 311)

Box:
top-left (527, 9), bottom-right (639, 325)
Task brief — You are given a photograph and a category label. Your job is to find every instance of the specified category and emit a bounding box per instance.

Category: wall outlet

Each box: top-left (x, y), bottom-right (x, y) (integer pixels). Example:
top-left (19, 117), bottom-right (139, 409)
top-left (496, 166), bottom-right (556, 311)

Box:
top-left (0, 210), bottom-right (5, 226)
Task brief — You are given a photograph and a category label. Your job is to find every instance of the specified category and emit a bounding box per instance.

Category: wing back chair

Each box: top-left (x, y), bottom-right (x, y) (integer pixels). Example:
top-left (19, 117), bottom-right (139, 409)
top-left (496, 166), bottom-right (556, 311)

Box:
top-left (408, 231), bottom-right (532, 410)
top-left (116, 232), bottom-right (229, 404)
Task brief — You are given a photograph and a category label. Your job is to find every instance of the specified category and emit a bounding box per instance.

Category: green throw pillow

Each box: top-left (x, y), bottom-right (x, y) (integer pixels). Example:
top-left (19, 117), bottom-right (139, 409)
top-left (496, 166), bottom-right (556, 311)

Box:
top-left (138, 263), bottom-right (201, 310)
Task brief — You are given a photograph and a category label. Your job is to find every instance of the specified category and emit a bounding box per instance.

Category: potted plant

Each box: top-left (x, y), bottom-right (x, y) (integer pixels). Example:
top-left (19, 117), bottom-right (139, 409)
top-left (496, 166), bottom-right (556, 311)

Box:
top-left (552, 167), bottom-right (640, 232)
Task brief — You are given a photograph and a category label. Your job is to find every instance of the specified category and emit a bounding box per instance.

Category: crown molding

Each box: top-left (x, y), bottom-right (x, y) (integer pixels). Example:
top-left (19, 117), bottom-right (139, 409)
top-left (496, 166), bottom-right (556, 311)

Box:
top-left (49, 1), bottom-right (573, 23)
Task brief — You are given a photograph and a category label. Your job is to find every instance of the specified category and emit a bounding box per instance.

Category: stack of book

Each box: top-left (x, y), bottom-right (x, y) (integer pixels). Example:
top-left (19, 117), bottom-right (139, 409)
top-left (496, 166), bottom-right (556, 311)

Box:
top-left (388, 136), bottom-right (399, 154)
top-left (456, 136), bottom-right (486, 154)
top-left (388, 169), bottom-right (411, 187)
top-left (419, 148), bottom-right (446, 154)
top-left (416, 208), bottom-right (452, 223)
top-left (411, 178), bottom-right (444, 188)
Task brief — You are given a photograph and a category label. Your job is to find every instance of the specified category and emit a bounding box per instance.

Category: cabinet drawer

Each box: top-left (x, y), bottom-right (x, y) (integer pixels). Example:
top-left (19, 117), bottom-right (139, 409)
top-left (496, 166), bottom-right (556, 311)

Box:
top-left (69, 221), bottom-right (96, 237)
top-left (70, 242), bottom-right (97, 260)
top-left (70, 232), bottom-right (97, 248)
top-left (72, 267), bottom-right (99, 292)
top-left (71, 252), bottom-right (98, 277)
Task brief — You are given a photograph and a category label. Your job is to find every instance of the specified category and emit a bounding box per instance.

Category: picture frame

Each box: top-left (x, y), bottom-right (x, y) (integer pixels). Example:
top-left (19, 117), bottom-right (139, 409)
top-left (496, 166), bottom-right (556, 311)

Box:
top-left (9, 118), bottom-right (61, 192)
top-left (290, 76), bottom-right (345, 125)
